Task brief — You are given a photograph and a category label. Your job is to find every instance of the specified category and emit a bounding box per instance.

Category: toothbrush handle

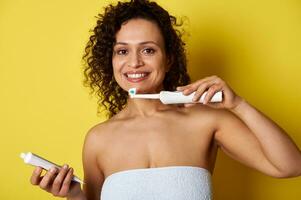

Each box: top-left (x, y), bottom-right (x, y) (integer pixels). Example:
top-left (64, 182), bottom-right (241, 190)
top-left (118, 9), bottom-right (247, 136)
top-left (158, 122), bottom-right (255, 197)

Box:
top-left (159, 91), bottom-right (223, 104)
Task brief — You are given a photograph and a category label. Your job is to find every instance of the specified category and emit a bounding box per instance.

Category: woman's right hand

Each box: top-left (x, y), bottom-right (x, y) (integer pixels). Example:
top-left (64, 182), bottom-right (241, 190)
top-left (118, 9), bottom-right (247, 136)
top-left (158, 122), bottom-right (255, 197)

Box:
top-left (30, 165), bottom-right (83, 198)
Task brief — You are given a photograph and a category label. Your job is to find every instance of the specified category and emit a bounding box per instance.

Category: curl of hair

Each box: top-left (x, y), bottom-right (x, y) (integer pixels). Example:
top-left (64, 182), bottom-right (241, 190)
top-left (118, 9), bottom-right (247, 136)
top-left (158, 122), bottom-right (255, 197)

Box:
top-left (82, 0), bottom-right (191, 118)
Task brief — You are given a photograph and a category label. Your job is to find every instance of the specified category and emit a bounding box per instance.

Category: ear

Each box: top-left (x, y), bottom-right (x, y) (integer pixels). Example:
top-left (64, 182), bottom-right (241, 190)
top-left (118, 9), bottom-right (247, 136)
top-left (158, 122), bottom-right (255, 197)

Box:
top-left (165, 54), bottom-right (174, 73)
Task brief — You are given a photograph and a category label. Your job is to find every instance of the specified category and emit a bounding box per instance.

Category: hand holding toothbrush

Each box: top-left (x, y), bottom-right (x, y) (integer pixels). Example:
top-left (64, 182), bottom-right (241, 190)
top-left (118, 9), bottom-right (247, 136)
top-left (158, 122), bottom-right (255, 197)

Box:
top-left (176, 75), bottom-right (243, 110)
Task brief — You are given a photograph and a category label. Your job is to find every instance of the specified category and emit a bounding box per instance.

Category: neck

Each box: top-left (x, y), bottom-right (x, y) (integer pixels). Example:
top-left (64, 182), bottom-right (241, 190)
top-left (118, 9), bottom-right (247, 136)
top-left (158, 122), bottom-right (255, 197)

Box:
top-left (123, 97), bottom-right (176, 117)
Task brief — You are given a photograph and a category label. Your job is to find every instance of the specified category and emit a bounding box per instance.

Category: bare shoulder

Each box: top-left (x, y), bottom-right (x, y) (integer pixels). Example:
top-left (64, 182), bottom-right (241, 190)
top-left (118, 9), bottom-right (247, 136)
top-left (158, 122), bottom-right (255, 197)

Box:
top-left (181, 104), bottom-right (243, 145)
top-left (83, 118), bottom-right (122, 161)
top-left (84, 117), bottom-right (121, 143)
top-left (181, 103), bottom-right (220, 116)
top-left (82, 120), bottom-right (114, 200)
top-left (181, 104), bottom-right (224, 128)
top-left (190, 106), bottom-right (245, 145)
top-left (85, 121), bottom-right (111, 142)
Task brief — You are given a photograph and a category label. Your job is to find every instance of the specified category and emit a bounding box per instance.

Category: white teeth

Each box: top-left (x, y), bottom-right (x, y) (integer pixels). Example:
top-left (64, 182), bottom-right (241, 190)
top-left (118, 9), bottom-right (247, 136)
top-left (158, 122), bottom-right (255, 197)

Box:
top-left (127, 73), bottom-right (148, 78)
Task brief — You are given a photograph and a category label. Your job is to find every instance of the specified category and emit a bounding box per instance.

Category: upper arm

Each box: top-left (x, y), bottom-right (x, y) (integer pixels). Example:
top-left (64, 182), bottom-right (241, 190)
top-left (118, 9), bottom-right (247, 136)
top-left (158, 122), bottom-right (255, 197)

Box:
top-left (82, 126), bottom-right (105, 200)
top-left (214, 109), bottom-right (283, 178)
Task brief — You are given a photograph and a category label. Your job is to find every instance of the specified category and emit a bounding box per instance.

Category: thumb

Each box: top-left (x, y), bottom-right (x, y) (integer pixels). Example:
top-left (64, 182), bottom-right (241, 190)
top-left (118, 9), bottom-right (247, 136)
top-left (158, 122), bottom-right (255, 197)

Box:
top-left (184, 103), bottom-right (196, 107)
top-left (204, 102), bottom-right (224, 109)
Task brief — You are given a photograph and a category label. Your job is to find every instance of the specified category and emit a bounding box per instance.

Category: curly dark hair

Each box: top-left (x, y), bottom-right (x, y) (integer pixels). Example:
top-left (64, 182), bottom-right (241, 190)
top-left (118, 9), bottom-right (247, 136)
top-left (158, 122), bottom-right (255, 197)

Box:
top-left (82, 0), bottom-right (191, 119)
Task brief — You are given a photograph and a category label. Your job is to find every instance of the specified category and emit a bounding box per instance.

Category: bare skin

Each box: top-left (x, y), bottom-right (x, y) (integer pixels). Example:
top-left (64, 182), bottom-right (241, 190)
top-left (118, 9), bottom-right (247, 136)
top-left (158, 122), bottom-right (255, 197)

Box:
top-left (83, 93), bottom-right (301, 199)
top-left (82, 102), bottom-right (220, 200)
top-left (97, 104), bottom-right (219, 179)
top-left (29, 17), bottom-right (301, 200)
top-left (81, 18), bottom-right (301, 199)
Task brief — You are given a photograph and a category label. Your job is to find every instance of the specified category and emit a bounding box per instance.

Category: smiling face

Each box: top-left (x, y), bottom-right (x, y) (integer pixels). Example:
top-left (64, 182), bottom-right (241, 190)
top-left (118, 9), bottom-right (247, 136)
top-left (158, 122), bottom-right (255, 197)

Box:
top-left (112, 18), bottom-right (170, 94)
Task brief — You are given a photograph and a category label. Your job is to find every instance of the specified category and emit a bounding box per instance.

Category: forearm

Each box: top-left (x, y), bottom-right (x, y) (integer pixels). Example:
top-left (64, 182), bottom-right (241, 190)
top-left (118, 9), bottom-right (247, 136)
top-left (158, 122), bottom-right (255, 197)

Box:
top-left (230, 98), bottom-right (301, 176)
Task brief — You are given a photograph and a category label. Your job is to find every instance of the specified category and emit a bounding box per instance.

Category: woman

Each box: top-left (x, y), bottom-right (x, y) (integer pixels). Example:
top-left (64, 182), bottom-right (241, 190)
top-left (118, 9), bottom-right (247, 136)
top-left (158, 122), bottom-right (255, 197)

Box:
top-left (29, 0), bottom-right (301, 200)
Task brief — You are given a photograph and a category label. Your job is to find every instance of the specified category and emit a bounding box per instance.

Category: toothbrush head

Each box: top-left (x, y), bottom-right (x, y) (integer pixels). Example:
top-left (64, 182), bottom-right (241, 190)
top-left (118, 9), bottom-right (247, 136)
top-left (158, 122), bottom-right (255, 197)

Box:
top-left (128, 88), bottom-right (137, 98)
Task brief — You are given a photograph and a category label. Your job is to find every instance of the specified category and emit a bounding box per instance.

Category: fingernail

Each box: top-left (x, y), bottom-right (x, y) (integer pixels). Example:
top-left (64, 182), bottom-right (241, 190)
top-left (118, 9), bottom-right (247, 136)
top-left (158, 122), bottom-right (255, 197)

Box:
top-left (50, 167), bottom-right (56, 172)
top-left (63, 164), bottom-right (69, 169)
top-left (35, 167), bottom-right (41, 172)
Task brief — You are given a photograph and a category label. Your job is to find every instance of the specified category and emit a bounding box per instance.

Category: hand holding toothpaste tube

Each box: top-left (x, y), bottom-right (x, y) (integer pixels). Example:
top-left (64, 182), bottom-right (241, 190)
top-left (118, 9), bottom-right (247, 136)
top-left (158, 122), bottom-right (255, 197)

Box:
top-left (176, 75), bottom-right (244, 110)
top-left (21, 152), bottom-right (85, 199)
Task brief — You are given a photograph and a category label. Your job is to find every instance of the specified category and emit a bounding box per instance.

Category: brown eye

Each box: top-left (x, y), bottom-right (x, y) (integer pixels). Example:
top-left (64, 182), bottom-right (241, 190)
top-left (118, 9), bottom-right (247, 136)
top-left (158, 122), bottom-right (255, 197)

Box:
top-left (142, 48), bottom-right (155, 55)
top-left (116, 49), bottom-right (128, 55)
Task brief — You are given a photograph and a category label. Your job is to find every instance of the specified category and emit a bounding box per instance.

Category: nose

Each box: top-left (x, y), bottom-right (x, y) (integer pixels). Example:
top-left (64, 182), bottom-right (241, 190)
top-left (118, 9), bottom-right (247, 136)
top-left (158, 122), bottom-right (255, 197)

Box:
top-left (127, 52), bottom-right (143, 68)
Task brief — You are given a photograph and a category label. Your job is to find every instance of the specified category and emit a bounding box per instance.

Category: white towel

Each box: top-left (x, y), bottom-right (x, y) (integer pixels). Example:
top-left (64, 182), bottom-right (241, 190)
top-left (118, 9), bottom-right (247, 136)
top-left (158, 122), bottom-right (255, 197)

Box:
top-left (101, 166), bottom-right (212, 200)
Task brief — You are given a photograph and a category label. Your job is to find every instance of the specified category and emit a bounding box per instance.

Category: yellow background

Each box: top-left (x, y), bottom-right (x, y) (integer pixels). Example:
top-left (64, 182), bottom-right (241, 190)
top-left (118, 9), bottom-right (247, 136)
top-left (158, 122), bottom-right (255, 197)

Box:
top-left (0, 0), bottom-right (300, 199)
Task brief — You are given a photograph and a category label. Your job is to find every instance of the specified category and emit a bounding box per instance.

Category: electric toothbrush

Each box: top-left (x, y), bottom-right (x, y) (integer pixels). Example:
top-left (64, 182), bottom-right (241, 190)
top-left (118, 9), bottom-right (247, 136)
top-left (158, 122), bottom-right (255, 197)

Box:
top-left (128, 88), bottom-right (223, 104)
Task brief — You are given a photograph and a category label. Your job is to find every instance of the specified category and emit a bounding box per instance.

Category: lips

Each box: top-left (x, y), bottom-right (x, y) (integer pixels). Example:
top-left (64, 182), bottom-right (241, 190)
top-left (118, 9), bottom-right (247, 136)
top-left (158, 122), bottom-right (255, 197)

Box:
top-left (124, 71), bottom-right (150, 83)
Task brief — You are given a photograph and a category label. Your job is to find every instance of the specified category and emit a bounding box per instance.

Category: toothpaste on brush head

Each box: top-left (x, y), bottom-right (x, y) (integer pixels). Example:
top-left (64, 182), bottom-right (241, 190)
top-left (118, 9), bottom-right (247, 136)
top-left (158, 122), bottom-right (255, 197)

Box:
top-left (20, 152), bottom-right (84, 184)
top-left (128, 88), bottom-right (223, 104)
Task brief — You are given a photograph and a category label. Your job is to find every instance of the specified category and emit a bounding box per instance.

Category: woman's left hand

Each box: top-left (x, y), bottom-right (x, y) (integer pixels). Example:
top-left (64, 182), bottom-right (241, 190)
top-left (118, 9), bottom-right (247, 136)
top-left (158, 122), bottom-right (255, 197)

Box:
top-left (176, 75), bottom-right (244, 110)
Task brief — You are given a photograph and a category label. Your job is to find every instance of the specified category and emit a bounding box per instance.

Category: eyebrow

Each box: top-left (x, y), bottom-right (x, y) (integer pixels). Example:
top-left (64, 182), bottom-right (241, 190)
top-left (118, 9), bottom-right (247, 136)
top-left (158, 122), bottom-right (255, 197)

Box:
top-left (114, 41), bottom-right (160, 46)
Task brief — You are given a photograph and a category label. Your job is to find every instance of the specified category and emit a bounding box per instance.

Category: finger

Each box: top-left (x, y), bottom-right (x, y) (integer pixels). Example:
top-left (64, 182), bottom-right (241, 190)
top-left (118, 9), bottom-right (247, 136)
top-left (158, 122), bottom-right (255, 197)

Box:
top-left (191, 80), bottom-right (216, 101)
top-left (182, 82), bottom-right (207, 95)
top-left (52, 164), bottom-right (69, 195)
top-left (176, 76), bottom-right (217, 91)
top-left (188, 75), bottom-right (219, 89)
top-left (30, 166), bottom-right (43, 185)
top-left (203, 85), bottom-right (223, 104)
top-left (176, 86), bottom-right (184, 91)
top-left (59, 168), bottom-right (73, 197)
top-left (176, 84), bottom-right (192, 91)
top-left (186, 77), bottom-right (221, 95)
top-left (39, 167), bottom-right (58, 190)
top-left (177, 84), bottom-right (195, 91)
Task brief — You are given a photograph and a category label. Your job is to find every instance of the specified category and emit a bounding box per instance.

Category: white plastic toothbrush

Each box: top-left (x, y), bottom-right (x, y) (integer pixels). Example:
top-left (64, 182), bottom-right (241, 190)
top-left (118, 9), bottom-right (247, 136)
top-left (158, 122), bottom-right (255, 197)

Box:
top-left (128, 88), bottom-right (223, 104)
